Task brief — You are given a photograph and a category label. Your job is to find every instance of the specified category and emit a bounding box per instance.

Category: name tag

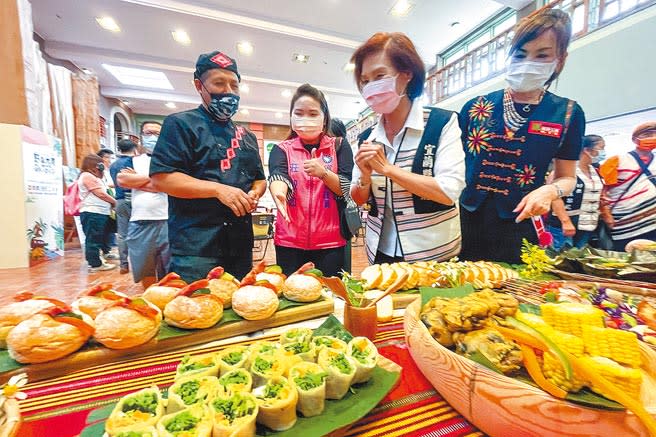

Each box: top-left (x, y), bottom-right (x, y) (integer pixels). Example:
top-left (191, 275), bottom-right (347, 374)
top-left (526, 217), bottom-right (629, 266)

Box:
top-left (528, 121), bottom-right (563, 138)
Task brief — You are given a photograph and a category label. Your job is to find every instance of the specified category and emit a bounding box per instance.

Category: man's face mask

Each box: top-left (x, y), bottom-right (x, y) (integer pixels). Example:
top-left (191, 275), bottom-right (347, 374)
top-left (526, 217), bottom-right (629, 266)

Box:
top-left (141, 135), bottom-right (158, 153)
top-left (97, 162), bottom-right (105, 173)
top-left (200, 80), bottom-right (240, 121)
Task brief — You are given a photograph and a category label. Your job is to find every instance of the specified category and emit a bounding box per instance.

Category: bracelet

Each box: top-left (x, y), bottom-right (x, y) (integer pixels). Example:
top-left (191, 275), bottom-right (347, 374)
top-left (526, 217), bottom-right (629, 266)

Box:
top-left (319, 168), bottom-right (329, 180)
top-left (357, 177), bottom-right (371, 188)
top-left (550, 183), bottom-right (565, 198)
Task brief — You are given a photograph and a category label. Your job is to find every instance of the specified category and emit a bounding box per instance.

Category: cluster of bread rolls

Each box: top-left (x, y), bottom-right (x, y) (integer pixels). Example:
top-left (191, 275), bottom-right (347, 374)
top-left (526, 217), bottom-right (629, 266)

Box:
top-left (0, 284), bottom-right (161, 364)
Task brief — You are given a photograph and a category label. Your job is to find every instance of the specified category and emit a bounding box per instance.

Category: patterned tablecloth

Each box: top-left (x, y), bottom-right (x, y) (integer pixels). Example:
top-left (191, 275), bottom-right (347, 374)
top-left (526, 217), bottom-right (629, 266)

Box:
top-left (16, 316), bottom-right (484, 437)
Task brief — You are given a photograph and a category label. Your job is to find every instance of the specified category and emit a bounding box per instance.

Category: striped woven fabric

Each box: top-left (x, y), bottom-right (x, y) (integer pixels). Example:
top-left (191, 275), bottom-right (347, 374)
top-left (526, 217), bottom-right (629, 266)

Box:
top-left (17, 317), bottom-right (484, 437)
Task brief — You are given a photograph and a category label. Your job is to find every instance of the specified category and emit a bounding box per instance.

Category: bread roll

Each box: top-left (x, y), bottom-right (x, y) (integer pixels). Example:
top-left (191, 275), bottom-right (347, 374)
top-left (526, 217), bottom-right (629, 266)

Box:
top-left (142, 286), bottom-right (181, 312)
top-left (282, 275), bottom-right (323, 303)
top-left (94, 301), bottom-right (161, 349)
top-left (164, 295), bottom-right (223, 329)
top-left (231, 286), bottom-right (279, 321)
top-left (207, 277), bottom-right (240, 308)
top-left (0, 299), bottom-right (56, 348)
top-left (72, 290), bottom-right (128, 320)
top-left (6, 313), bottom-right (92, 363)
top-left (255, 272), bottom-right (285, 295)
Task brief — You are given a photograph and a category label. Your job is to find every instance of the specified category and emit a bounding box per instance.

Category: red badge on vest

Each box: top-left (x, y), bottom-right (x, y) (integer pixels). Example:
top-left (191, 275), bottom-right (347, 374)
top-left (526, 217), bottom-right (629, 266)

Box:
top-left (210, 53), bottom-right (233, 68)
top-left (528, 121), bottom-right (562, 138)
top-left (220, 159), bottom-right (231, 171)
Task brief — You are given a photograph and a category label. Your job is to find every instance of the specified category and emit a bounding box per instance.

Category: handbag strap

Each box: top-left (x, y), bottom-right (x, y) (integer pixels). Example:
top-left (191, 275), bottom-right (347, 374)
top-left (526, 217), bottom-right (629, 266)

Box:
top-left (629, 150), bottom-right (656, 187)
top-left (607, 154), bottom-right (646, 211)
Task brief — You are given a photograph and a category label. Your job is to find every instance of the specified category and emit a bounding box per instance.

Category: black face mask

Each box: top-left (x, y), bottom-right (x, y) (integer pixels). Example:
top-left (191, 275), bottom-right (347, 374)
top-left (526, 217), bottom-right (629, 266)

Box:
top-left (200, 81), bottom-right (240, 121)
top-left (97, 163), bottom-right (105, 172)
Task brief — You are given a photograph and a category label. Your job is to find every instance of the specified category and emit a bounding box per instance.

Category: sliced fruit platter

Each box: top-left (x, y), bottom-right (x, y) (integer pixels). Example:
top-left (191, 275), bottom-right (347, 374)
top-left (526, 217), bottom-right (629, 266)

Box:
top-left (405, 285), bottom-right (656, 436)
top-left (0, 262), bottom-right (334, 382)
top-left (80, 317), bottom-right (401, 437)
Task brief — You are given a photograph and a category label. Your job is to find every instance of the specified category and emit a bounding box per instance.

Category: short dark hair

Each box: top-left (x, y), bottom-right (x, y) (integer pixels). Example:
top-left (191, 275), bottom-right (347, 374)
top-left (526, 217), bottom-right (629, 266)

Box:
top-left (330, 118), bottom-right (347, 138)
top-left (286, 84), bottom-right (332, 140)
top-left (97, 148), bottom-right (114, 158)
top-left (351, 32), bottom-right (425, 100)
top-left (117, 139), bottom-right (138, 153)
top-left (510, 8), bottom-right (572, 87)
top-left (582, 134), bottom-right (604, 150)
top-left (140, 120), bottom-right (162, 134)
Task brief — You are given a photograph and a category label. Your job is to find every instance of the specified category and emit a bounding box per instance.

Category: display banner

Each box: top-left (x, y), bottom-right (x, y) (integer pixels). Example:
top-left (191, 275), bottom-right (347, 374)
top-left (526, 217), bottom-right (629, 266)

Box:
top-left (21, 126), bottom-right (64, 265)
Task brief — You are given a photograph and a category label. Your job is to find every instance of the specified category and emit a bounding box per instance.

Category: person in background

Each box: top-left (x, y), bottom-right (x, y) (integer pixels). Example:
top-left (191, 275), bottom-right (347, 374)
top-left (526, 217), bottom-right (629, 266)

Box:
top-left (78, 154), bottom-right (117, 272)
top-left (97, 147), bottom-right (119, 259)
top-left (109, 139), bottom-right (138, 274)
top-left (547, 135), bottom-right (605, 250)
top-left (350, 32), bottom-right (465, 265)
top-left (268, 84), bottom-right (354, 276)
top-left (118, 121), bottom-right (170, 288)
top-left (97, 148), bottom-right (115, 188)
top-left (599, 122), bottom-right (656, 251)
top-left (458, 9), bottom-right (585, 263)
top-left (150, 50), bottom-right (266, 281)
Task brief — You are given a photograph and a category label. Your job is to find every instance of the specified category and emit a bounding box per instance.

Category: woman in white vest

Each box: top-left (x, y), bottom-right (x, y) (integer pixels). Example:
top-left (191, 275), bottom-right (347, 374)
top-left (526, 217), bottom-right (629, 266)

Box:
top-left (349, 32), bottom-right (466, 264)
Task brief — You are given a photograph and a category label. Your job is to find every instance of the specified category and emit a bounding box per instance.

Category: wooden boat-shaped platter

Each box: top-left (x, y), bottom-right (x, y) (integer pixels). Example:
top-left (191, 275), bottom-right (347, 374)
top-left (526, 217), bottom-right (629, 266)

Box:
top-left (404, 298), bottom-right (656, 436)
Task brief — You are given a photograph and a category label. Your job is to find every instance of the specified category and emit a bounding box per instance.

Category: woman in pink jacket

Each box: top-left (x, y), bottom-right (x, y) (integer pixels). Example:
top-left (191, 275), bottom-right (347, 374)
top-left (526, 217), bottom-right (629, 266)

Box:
top-left (268, 84), bottom-right (354, 276)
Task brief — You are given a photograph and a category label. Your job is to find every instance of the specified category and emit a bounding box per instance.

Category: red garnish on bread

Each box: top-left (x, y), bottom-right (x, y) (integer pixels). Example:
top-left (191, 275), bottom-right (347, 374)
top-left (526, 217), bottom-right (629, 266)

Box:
top-left (293, 262), bottom-right (315, 276)
top-left (54, 315), bottom-right (95, 337)
top-left (113, 297), bottom-right (160, 319)
top-left (156, 273), bottom-right (187, 288)
top-left (207, 267), bottom-right (225, 280)
top-left (240, 261), bottom-right (266, 286)
top-left (252, 280), bottom-right (278, 293)
top-left (176, 279), bottom-right (210, 297)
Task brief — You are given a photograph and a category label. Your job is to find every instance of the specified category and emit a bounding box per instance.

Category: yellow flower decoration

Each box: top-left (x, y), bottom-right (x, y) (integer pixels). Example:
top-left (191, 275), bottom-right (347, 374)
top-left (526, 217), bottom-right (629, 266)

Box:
top-left (0, 373), bottom-right (28, 402)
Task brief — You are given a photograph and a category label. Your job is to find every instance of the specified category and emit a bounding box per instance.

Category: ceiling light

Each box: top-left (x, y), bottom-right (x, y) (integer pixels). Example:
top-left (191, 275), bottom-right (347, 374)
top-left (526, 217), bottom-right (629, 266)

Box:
top-left (237, 41), bottom-right (254, 56)
top-left (274, 112), bottom-right (283, 119)
top-left (240, 108), bottom-right (250, 115)
top-left (171, 30), bottom-right (191, 45)
top-left (96, 16), bottom-right (121, 32)
top-left (240, 83), bottom-right (250, 93)
top-left (292, 53), bottom-right (310, 64)
top-left (343, 62), bottom-right (355, 72)
top-left (102, 64), bottom-right (174, 90)
top-left (165, 102), bottom-right (177, 109)
top-left (281, 89), bottom-right (292, 98)
top-left (121, 100), bottom-right (130, 105)
top-left (389, 0), bottom-right (413, 17)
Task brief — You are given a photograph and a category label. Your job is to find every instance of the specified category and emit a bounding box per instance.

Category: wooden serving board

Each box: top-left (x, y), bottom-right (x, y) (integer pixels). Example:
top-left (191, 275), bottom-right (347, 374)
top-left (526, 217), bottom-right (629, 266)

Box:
top-left (404, 298), bottom-right (656, 437)
top-left (0, 297), bottom-right (334, 384)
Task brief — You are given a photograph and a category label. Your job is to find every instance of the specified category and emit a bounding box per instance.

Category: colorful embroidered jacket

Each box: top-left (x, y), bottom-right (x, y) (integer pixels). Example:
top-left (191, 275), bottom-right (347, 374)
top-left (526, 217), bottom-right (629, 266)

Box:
top-left (274, 135), bottom-right (345, 250)
top-left (459, 90), bottom-right (585, 219)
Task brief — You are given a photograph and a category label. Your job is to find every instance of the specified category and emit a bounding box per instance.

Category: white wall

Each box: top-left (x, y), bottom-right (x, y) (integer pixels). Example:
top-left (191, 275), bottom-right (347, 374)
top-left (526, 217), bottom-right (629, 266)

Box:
top-left (437, 5), bottom-right (656, 123)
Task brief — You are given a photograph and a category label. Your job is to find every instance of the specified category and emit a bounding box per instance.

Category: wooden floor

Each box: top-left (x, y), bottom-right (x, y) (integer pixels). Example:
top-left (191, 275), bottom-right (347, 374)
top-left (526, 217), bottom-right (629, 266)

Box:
top-left (0, 237), bottom-right (369, 305)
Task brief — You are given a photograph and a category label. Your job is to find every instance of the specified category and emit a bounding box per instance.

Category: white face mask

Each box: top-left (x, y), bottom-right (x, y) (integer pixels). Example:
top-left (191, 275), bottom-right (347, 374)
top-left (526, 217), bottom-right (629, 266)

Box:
top-left (505, 59), bottom-right (557, 92)
top-left (291, 114), bottom-right (324, 140)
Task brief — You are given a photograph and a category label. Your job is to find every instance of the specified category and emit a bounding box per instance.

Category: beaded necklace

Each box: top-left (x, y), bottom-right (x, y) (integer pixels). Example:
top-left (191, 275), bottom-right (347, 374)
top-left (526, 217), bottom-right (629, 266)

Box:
top-left (502, 88), bottom-right (545, 138)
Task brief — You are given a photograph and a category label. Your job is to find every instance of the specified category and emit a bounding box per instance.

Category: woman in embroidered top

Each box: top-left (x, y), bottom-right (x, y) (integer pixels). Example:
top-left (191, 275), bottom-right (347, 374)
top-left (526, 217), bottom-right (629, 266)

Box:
top-left (350, 32), bottom-right (466, 265)
top-left (268, 84), bottom-right (354, 276)
top-left (547, 135), bottom-right (606, 250)
top-left (459, 8), bottom-right (586, 263)
top-left (598, 122), bottom-right (656, 252)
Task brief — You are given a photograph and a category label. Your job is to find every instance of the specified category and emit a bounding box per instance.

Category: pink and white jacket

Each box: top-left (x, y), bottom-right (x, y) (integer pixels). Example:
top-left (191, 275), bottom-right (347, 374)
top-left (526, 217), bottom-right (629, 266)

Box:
top-left (274, 135), bottom-right (345, 250)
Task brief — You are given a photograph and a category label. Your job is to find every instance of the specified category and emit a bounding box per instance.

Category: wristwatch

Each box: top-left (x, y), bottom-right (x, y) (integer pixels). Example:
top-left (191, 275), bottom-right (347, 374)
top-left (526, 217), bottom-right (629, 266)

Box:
top-left (357, 177), bottom-right (371, 188)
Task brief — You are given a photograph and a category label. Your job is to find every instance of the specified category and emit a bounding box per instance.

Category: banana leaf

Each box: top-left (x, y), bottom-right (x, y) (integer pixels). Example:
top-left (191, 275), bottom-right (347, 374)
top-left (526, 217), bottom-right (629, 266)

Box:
top-left (79, 315), bottom-right (401, 437)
